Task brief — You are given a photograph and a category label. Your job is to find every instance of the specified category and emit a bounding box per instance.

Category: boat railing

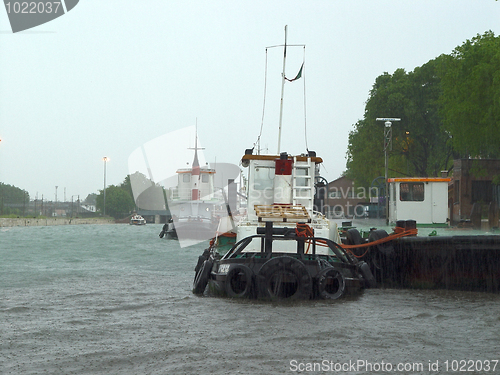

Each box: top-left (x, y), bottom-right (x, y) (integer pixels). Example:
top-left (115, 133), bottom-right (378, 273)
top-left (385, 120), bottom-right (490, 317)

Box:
top-left (220, 233), bottom-right (353, 264)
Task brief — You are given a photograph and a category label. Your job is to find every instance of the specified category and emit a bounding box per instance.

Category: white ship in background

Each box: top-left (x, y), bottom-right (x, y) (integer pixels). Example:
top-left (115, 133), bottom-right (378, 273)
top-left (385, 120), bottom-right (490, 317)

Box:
top-left (163, 135), bottom-right (221, 240)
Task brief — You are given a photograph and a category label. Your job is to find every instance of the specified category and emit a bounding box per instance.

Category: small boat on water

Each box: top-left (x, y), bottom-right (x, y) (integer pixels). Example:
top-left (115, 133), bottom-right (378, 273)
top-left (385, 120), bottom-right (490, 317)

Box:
top-left (192, 26), bottom-right (373, 300)
top-left (130, 214), bottom-right (146, 225)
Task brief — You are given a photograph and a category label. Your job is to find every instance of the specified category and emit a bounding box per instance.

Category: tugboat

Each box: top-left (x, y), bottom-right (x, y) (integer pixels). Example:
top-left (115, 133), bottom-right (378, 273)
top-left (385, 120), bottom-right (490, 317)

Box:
top-left (193, 152), bottom-right (374, 300)
top-left (192, 26), bottom-right (373, 299)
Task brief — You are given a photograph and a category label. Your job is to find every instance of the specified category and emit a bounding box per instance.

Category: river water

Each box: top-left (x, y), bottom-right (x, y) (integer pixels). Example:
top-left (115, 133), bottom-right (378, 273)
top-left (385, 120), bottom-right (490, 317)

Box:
top-left (1, 224), bottom-right (499, 374)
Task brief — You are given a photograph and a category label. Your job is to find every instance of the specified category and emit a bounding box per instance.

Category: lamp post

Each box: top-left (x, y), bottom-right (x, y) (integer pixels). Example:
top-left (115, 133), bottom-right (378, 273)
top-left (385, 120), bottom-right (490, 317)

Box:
top-left (55, 186), bottom-right (58, 217)
top-left (376, 117), bottom-right (400, 224)
top-left (71, 195), bottom-right (80, 217)
top-left (103, 157), bottom-right (108, 216)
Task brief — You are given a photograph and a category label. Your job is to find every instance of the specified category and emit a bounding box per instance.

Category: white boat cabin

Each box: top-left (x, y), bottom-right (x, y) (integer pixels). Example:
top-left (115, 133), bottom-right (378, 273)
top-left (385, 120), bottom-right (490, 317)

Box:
top-left (237, 151), bottom-right (340, 252)
top-left (242, 152), bottom-right (321, 220)
top-left (388, 177), bottom-right (451, 226)
top-left (174, 166), bottom-right (216, 201)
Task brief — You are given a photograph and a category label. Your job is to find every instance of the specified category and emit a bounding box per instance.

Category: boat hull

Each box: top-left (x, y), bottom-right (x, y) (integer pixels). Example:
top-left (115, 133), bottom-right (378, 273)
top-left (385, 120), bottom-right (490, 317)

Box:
top-left (193, 231), bottom-right (371, 300)
top-left (166, 219), bottom-right (218, 240)
top-left (206, 256), bottom-right (364, 300)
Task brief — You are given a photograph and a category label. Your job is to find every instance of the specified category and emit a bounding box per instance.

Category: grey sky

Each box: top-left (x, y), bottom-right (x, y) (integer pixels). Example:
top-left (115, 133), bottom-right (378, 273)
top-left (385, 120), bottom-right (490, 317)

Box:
top-left (1, 0), bottom-right (499, 201)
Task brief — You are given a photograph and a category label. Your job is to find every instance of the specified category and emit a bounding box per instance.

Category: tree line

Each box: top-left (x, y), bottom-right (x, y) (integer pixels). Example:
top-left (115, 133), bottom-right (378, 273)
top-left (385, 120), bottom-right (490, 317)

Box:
top-left (0, 182), bottom-right (30, 216)
top-left (345, 31), bottom-right (500, 189)
top-left (95, 175), bottom-right (136, 219)
top-left (0, 177), bottom-right (138, 219)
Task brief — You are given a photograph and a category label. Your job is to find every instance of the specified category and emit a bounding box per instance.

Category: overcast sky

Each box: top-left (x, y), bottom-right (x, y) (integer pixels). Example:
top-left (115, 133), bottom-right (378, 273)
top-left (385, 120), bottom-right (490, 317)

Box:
top-left (1, 0), bottom-right (499, 202)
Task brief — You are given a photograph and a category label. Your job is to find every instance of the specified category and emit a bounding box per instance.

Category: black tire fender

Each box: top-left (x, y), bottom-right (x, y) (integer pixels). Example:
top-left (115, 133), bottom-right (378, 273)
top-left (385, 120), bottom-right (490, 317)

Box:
top-left (346, 228), bottom-right (362, 245)
top-left (225, 264), bottom-right (254, 298)
top-left (257, 256), bottom-right (312, 299)
top-left (358, 261), bottom-right (377, 288)
top-left (194, 249), bottom-right (211, 273)
top-left (317, 267), bottom-right (345, 300)
top-left (368, 229), bottom-right (394, 256)
top-left (193, 259), bottom-right (212, 295)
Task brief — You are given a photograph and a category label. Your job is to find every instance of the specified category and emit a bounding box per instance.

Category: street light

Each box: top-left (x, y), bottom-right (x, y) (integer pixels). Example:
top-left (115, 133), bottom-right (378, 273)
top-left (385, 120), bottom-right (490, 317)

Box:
top-left (55, 186), bottom-right (58, 217)
top-left (103, 157), bottom-right (109, 216)
top-left (71, 195), bottom-right (80, 217)
top-left (376, 117), bottom-right (401, 224)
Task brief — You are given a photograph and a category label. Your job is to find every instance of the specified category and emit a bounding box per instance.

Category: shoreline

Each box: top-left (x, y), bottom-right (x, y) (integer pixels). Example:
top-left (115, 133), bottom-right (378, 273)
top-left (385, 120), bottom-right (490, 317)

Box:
top-left (0, 217), bottom-right (116, 227)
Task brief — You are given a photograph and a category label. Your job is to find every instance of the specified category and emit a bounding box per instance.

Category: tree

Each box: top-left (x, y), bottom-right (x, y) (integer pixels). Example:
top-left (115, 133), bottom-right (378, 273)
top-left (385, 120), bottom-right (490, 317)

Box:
top-left (0, 183), bottom-right (30, 215)
top-left (121, 175), bottom-right (134, 200)
top-left (401, 58), bottom-right (454, 176)
top-left (0, 182), bottom-right (30, 203)
top-left (346, 58), bottom-right (454, 188)
top-left (96, 184), bottom-right (135, 219)
top-left (439, 31), bottom-right (500, 157)
top-left (346, 118), bottom-right (384, 188)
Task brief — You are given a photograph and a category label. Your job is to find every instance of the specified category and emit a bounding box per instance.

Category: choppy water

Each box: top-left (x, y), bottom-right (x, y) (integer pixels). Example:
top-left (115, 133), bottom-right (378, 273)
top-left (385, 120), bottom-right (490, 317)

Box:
top-left (1, 224), bottom-right (500, 375)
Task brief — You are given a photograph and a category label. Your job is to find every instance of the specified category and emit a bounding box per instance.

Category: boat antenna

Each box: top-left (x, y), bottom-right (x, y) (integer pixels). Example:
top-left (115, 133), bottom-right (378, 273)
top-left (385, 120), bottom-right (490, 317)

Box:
top-left (301, 46), bottom-right (309, 152)
top-left (255, 48), bottom-right (269, 155)
top-left (255, 26), bottom-right (305, 155)
top-left (277, 25), bottom-right (288, 154)
top-left (188, 120), bottom-right (205, 166)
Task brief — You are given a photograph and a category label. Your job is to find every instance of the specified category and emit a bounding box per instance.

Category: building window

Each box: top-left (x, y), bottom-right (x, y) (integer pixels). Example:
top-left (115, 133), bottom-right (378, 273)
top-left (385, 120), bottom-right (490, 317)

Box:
top-left (400, 182), bottom-right (424, 201)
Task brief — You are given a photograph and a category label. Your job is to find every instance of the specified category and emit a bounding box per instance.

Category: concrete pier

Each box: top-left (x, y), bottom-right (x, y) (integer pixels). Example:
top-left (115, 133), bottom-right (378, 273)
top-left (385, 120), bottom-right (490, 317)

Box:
top-left (0, 217), bottom-right (115, 227)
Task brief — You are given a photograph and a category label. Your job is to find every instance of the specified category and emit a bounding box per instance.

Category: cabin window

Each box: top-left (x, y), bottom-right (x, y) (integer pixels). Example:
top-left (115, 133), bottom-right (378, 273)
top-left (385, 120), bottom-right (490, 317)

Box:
top-left (253, 167), bottom-right (274, 190)
top-left (183, 174), bottom-right (190, 183)
top-left (400, 182), bottom-right (424, 201)
top-left (201, 173), bottom-right (209, 183)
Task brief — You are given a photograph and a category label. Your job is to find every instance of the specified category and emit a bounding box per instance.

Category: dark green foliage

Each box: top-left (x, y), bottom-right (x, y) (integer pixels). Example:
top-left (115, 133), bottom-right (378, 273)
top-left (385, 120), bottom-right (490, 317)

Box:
top-left (346, 31), bottom-right (500, 188)
top-left (346, 59), bottom-right (453, 188)
top-left (0, 182), bottom-right (30, 203)
top-left (439, 31), bottom-right (500, 157)
top-left (96, 177), bottom-right (136, 219)
top-left (0, 183), bottom-right (30, 216)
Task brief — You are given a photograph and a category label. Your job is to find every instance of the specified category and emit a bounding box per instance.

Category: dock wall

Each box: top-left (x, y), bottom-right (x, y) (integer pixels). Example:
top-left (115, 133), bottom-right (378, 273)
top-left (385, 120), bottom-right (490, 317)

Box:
top-left (368, 235), bottom-right (500, 293)
top-left (0, 217), bottom-right (115, 227)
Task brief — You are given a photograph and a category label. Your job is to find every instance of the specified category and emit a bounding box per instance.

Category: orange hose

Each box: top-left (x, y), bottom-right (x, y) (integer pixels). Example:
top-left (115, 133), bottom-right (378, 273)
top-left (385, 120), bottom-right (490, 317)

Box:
top-left (341, 227), bottom-right (418, 258)
top-left (341, 228), bottom-right (418, 249)
top-left (295, 223), bottom-right (316, 254)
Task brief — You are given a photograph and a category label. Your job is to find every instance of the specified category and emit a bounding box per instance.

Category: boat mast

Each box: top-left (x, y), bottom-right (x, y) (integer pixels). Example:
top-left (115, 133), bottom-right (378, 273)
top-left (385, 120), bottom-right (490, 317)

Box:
top-left (277, 25), bottom-right (288, 154)
top-left (189, 124), bottom-right (202, 200)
